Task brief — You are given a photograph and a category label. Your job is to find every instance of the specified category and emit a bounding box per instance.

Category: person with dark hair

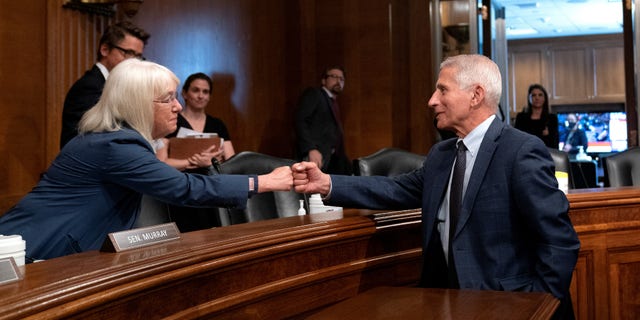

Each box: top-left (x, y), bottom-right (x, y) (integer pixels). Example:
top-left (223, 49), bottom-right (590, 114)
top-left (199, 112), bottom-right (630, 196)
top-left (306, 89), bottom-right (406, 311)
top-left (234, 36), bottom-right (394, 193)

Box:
top-left (60, 21), bottom-right (151, 148)
top-left (561, 113), bottom-right (589, 156)
top-left (295, 66), bottom-right (351, 175)
top-left (514, 84), bottom-right (559, 148)
top-left (157, 72), bottom-right (235, 171)
top-left (293, 54), bottom-right (579, 320)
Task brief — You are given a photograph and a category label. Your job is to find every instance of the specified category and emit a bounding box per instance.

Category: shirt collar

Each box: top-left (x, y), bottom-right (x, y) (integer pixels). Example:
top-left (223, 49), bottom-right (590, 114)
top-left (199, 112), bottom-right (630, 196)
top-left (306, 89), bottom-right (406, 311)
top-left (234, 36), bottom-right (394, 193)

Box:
top-left (96, 62), bottom-right (109, 80)
top-left (322, 87), bottom-right (335, 99)
top-left (459, 114), bottom-right (495, 158)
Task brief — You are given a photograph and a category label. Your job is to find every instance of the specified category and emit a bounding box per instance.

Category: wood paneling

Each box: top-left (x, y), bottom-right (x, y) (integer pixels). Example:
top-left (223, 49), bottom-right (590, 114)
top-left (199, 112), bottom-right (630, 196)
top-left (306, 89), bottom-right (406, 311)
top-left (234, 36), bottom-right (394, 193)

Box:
top-left (0, 2), bottom-right (47, 211)
top-left (568, 187), bottom-right (640, 319)
top-left (593, 46), bottom-right (625, 99)
top-left (508, 49), bottom-right (545, 115)
top-left (131, 0), bottom-right (435, 159)
top-left (551, 48), bottom-right (589, 100)
top-left (46, 3), bottom-right (113, 165)
top-left (508, 34), bottom-right (625, 109)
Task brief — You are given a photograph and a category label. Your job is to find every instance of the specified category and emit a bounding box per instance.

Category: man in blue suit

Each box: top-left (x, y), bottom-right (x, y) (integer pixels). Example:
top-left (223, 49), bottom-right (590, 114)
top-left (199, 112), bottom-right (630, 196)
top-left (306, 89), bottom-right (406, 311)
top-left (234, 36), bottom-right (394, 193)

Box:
top-left (60, 21), bottom-right (150, 148)
top-left (293, 54), bottom-right (579, 319)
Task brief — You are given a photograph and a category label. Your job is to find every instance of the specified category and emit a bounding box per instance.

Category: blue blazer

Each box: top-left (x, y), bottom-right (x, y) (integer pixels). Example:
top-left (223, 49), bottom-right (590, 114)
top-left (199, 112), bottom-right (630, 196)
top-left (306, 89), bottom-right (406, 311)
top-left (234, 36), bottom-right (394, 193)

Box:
top-left (328, 118), bottom-right (579, 302)
top-left (0, 128), bottom-right (250, 260)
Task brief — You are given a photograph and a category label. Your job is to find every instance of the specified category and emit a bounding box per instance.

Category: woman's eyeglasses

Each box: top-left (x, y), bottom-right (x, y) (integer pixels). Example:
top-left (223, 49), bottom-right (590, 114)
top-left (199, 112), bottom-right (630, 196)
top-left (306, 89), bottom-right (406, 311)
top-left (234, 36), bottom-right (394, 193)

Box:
top-left (153, 93), bottom-right (177, 104)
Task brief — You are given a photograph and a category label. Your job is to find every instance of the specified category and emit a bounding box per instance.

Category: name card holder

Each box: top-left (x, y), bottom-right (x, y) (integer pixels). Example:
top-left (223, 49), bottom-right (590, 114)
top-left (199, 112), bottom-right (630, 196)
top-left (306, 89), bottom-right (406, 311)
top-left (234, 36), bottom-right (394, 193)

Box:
top-left (0, 258), bottom-right (22, 286)
top-left (101, 222), bottom-right (181, 253)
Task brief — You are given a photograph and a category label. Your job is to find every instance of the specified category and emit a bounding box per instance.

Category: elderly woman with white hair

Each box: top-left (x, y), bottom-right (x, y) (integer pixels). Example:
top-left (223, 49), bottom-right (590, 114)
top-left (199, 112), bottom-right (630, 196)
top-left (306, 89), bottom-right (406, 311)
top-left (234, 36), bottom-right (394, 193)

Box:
top-left (0, 59), bottom-right (293, 261)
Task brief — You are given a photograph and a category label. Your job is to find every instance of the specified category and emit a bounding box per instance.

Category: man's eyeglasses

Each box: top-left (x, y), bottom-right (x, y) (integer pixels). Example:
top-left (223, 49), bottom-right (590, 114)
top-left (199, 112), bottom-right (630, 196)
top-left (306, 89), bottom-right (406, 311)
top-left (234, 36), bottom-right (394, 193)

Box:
top-left (111, 44), bottom-right (145, 60)
top-left (153, 93), bottom-right (177, 104)
top-left (326, 74), bottom-right (345, 81)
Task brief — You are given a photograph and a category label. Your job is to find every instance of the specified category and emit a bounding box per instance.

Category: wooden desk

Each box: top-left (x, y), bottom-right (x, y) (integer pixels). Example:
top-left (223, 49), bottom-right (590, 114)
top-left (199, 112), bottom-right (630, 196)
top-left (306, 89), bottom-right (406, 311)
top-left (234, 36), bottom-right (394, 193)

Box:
top-left (307, 286), bottom-right (559, 320)
top-left (1, 187), bottom-right (640, 319)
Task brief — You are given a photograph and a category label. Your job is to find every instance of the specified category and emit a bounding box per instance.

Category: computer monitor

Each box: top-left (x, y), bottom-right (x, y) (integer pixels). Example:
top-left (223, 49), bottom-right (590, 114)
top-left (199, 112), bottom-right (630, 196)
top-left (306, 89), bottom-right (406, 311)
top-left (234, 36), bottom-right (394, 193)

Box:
top-left (557, 111), bottom-right (627, 154)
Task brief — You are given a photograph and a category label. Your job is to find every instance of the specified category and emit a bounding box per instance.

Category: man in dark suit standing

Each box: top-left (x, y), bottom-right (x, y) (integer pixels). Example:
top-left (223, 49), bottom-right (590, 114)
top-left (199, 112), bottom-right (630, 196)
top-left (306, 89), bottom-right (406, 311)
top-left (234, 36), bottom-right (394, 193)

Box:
top-left (60, 21), bottom-right (150, 148)
top-left (294, 66), bottom-right (351, 175)
top-left (293, 54), bottom-right (579, 319)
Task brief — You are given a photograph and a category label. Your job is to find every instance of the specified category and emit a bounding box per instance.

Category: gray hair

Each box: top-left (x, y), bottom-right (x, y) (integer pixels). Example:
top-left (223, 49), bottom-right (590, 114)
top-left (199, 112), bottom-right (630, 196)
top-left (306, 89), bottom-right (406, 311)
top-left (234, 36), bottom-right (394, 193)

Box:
top-left (440, 54), bottom-right (502, 111)
top-left (78, 59), bottom-right (179, 144)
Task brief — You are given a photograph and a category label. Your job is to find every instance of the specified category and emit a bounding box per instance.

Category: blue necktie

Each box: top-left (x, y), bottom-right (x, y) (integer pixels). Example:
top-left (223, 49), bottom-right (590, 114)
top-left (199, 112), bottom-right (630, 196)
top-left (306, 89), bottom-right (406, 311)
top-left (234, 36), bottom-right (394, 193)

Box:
top-left (448, 140), bottom-right (466, 288)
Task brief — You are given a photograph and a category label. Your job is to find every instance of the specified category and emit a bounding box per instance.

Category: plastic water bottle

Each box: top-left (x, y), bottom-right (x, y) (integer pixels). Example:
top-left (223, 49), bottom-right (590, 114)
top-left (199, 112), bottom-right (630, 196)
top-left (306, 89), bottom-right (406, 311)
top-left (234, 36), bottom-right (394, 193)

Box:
top-left (298, 199), bottom-right (306, 216)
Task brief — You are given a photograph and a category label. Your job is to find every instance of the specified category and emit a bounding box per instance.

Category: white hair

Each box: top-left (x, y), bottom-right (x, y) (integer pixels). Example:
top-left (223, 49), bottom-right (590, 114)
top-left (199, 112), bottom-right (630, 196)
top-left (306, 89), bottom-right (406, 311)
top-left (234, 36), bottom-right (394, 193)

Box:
top-left (79, 59), bottom-right (179, 144)
top-left (440, 54), bottom-right (502, 111)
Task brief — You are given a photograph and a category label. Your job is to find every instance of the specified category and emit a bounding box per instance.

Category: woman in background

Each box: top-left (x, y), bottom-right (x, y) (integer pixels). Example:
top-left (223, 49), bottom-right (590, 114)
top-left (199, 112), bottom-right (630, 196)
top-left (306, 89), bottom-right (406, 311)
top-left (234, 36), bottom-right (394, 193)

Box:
top-left (156, 72), bottom-right (235, 172)
top-left (515, 84), bottom-right (559, 148)
top-left (0, 60), bottom-right (292, 261)
top-left (156, 72), bottom-right (238, 232)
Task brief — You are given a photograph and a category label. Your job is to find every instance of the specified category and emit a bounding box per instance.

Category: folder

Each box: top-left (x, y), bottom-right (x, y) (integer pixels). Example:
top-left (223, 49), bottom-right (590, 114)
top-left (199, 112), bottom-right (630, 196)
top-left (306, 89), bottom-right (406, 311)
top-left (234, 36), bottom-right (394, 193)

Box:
top-left (168, 135), bottom-right (222, 159)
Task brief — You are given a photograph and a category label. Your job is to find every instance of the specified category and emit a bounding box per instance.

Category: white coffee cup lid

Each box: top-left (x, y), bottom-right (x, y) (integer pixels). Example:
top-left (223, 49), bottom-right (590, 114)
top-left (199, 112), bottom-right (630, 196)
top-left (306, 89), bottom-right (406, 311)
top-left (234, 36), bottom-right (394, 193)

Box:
top-left (0, 235), bottom-right (26, 253)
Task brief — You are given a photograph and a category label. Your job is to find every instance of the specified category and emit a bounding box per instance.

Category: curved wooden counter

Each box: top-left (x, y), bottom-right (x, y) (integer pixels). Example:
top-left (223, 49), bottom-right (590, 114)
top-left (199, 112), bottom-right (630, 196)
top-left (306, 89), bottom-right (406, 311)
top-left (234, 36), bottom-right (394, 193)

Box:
top-left (0, 209), bottom-right (423, 319)
top-left (1, 187), bottom-right (639, 319)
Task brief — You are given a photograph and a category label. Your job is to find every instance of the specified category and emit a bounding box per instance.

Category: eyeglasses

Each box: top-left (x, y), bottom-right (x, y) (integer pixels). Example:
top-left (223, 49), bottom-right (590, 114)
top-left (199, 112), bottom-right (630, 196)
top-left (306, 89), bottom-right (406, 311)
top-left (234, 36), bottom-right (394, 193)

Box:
top-left (111, 44), bottom-right (145, 60)
top-left (153, 93), bottom-right (177, 104)
top-left (326, 74), bottom-right (345, 81)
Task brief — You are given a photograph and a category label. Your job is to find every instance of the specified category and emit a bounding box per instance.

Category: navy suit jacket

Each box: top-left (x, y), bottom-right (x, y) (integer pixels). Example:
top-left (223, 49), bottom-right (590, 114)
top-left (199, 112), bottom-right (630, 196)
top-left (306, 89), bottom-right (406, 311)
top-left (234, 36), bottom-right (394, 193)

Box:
top-left (60, 65), bottom-right (106, 148)
top-left (328, 118), bottom-right (579, 306)
top-left (0, 128), bottom-right (250, 260)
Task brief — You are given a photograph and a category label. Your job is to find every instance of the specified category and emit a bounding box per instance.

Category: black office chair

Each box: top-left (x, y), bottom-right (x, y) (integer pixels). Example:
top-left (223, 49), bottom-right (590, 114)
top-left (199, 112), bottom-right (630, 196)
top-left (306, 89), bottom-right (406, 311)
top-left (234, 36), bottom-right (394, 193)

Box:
top-left (547, 148), bottom-right (575, 189)
top-left (219, 151), bottom-right (306, 225)
top-left (134, 195), bottom-right (172, 228)
top-left (603, 147), bottom-right (640, 187)
top-left (353, 147), bottom-right (425, 177)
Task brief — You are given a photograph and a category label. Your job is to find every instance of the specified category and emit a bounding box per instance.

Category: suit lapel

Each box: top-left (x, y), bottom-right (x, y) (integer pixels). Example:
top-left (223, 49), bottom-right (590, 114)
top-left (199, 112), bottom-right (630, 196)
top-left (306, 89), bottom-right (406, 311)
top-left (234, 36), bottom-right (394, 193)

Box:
top-left (455, 118), bottom-right (505, 236)
top-left (424, 140), bottom-right (457, 235)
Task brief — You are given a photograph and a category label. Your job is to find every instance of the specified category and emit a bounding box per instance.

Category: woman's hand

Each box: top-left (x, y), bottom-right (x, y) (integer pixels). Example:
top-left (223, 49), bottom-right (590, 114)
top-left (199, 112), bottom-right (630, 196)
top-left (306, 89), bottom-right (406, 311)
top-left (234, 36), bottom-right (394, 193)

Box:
top-left (257, 166), bottom-right (293, 192)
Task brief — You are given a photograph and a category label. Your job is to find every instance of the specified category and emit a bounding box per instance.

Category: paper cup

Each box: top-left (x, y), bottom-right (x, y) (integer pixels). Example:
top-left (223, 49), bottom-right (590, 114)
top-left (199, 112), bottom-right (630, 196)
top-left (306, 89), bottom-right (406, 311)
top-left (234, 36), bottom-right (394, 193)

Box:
top-left (555, 171), bottom-right (569, 194)
top-left (0, 235), bottom-right (26, 266)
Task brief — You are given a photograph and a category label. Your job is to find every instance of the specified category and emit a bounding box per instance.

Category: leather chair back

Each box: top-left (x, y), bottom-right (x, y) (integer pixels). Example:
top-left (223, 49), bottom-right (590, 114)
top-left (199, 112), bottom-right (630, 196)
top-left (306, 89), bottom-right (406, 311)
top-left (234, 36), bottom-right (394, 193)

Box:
top-left (603, 147), bottom-right (640, 187)
top-left (134, 195), bottom-right (171, 228)
top-left (219, 151), bottom-right (305, 224)
top-left (353, 147), bottom-right (425, 177)
top-left (547, 148), bottom-right (575, 189)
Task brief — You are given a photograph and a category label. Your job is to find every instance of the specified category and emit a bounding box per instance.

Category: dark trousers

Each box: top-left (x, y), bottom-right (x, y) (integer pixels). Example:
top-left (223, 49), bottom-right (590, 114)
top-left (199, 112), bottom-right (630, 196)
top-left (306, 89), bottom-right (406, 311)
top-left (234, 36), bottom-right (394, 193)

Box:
top-left (419, 228), bottom-right (575, 320)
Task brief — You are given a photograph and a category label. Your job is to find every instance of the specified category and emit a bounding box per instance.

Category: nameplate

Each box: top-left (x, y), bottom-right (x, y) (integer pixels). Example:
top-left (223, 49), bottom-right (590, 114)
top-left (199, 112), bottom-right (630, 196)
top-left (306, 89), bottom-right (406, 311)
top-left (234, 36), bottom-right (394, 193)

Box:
top-left (0, 258), bottom-right (22, 286)
top-left (100, 223), bottom-right (181, 253)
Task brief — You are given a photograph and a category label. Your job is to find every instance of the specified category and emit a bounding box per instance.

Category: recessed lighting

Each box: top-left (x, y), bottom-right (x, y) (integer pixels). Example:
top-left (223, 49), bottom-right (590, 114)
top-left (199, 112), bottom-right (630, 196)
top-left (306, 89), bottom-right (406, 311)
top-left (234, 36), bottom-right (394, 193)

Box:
top-left (506, 28), bottom-right (538, 36)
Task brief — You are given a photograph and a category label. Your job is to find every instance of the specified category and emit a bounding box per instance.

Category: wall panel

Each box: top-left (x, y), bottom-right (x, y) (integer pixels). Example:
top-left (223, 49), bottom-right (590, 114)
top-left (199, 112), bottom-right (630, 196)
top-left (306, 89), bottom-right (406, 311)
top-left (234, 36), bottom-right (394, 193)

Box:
top-left (0, 1), bottom-right (46, 211)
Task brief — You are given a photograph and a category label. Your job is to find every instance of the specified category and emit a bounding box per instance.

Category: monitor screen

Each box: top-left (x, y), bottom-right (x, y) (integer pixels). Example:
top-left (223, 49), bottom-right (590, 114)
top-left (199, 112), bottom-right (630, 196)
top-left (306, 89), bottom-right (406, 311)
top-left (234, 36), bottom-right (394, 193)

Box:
top-left (558, 112), bottom-right (627, 154)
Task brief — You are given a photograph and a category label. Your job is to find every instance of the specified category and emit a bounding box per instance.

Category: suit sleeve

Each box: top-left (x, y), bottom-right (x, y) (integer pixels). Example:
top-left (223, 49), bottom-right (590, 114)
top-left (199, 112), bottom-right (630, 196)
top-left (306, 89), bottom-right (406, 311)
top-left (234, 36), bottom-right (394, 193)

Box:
top-left (511, 138), bottom-right (580, 299)
top-left (326, 171), bottom-right (424, 210)
top-left (101, 137), bottom-right (249, 209)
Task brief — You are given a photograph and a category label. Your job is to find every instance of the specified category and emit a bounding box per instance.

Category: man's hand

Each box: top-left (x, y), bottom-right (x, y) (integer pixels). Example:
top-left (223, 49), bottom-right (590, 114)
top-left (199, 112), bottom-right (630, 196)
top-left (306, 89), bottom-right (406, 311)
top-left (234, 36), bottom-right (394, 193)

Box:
top-left (292, 161), bottom-right (331, 196)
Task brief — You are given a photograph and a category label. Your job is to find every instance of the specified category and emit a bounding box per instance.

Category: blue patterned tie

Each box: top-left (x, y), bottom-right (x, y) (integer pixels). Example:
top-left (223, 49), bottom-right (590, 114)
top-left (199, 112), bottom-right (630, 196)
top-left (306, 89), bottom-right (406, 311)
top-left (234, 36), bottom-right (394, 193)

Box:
top-left (448, 140), bottom-right (466, 288)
